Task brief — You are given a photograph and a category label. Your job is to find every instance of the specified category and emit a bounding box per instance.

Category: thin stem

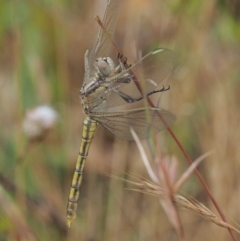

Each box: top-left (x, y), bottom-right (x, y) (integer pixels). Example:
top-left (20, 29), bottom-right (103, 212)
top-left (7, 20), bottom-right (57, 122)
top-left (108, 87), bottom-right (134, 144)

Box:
top-left (95, 15), bottom-right (120, 55)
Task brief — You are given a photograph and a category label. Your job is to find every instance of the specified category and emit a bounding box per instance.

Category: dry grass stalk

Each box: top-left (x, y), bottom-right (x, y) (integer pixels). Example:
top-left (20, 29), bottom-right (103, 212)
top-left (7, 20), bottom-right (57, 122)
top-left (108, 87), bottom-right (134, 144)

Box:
top-left (130, 180), bottom-right (240, 234)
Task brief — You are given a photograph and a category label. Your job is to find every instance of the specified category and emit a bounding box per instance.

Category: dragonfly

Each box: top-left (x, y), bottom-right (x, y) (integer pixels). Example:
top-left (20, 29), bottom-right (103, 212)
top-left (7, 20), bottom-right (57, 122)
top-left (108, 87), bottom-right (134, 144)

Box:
top-left (66, 0), bottom-right (177, 227)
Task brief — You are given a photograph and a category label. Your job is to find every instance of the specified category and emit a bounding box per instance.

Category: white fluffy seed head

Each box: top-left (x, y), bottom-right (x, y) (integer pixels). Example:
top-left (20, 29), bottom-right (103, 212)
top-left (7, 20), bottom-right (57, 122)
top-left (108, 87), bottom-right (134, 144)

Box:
top-left (22, 105), bottom-right (58, 140)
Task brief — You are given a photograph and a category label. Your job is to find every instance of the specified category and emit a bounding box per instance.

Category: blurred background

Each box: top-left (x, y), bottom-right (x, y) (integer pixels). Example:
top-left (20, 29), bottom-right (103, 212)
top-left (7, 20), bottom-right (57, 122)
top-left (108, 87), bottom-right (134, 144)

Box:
top-left (0, 0), bottom-right (240, 240)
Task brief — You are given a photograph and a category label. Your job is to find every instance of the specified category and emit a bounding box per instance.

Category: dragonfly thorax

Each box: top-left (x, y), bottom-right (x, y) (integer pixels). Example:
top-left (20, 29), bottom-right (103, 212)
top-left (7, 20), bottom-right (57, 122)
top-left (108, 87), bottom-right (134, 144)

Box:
top-left (94, 57), bottom-right (115, 77)
top-left (80, 78), bottom-right (100, 97)
top-left (80, 57), bottom-right (116, 114)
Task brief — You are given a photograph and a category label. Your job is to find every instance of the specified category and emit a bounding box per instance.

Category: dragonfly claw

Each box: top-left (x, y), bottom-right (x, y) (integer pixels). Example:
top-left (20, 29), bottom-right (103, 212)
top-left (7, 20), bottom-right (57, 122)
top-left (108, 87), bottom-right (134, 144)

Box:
top-left (160, 85), bottom-right (171, 92)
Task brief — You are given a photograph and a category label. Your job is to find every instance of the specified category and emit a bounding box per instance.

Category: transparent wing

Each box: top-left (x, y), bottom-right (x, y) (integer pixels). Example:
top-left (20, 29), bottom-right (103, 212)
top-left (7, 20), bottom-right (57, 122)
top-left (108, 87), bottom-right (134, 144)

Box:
top-left (91, 108), bottom-right (176, 141)
top-left (89, 48), bottom-right (177, 111)
top-left (84, 0), bottom-right (120, 84)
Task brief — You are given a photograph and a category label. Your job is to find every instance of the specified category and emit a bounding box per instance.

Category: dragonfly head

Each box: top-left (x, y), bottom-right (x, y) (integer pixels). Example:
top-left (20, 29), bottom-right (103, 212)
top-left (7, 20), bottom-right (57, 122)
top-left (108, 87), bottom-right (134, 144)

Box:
top-left (94, 57), bottom-right (115, 77)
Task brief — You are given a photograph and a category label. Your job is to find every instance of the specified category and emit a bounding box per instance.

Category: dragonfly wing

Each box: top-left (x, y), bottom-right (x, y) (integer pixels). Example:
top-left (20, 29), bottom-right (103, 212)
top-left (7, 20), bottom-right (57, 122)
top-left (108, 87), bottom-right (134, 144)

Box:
top-left (84, 0), bottom-right (120, 84)
top-left (130, 48), bottom-right (177, 91)
top-left (110, 48), bottom-right (177, 93)
top-left (91, 108), bottom-right (176, 141)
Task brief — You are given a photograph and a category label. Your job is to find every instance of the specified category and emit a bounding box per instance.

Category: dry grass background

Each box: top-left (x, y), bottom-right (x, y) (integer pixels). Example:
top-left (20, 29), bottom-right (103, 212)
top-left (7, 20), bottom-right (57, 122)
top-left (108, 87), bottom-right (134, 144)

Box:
top-left (0, 0), bottom-right (240, 240)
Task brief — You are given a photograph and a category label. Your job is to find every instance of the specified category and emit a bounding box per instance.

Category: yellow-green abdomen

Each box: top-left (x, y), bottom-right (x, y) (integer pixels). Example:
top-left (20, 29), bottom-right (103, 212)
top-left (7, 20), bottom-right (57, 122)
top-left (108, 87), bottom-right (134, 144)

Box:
top-left (66, 117), bottom-right (98, 227)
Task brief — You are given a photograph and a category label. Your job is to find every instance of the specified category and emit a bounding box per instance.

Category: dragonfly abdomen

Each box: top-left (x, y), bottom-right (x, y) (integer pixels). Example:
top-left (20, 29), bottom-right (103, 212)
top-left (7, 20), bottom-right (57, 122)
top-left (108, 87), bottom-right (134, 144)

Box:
top-left (66, 117), bottom-right (98, 227)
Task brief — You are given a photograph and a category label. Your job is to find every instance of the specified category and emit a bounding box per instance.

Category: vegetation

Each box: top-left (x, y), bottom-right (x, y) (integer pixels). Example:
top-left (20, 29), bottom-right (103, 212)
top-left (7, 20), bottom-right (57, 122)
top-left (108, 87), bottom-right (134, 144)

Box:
top-left (0, 0), bottom-right (240, 240)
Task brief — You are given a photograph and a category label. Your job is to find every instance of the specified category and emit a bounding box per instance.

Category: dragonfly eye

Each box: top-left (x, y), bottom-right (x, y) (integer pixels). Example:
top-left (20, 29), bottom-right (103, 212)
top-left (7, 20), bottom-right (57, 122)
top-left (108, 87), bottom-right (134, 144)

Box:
top-left (95, 57), bottom-right (115, 77)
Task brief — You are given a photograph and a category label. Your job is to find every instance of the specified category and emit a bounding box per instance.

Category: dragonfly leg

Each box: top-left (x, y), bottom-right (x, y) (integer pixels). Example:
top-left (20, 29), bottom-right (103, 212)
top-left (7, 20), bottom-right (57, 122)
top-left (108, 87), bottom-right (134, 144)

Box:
top-left (117, 52), bottom-right (131, 70)
top-left (113, 64), bottom-right (122, 74)
top-left (117, 52), bottom-right (123, 59)
top-left (123, 57), bottom-right (130, 68)
top-left (113, 85), bottom-right (170, 104)
top-left (112, 54), bottom-right (127, 75)
top-left (113, 89), bottom-right (143, 103)
top-left (147, 85), bottom-right (171, 97)
top-left (116, 74), bottom-right (132, 83)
